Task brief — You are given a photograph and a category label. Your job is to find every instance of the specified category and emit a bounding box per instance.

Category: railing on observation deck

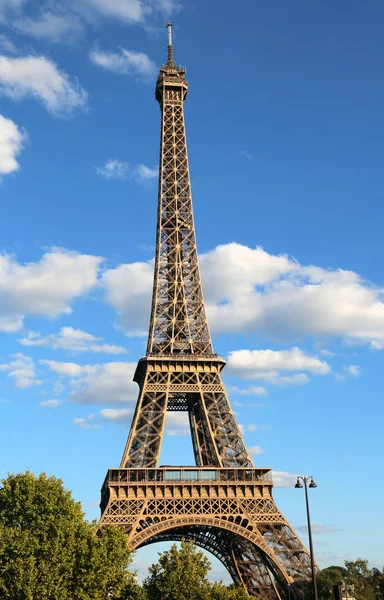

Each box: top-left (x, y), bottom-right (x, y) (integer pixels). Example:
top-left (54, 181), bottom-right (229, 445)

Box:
top-left (102, 467), bottom-right (273, 493)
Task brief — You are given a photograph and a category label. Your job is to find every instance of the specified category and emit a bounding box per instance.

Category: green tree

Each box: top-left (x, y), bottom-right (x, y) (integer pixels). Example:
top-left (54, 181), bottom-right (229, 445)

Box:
top-left (209, 581), bottom-right (250, 599)
top-left (0, 471), bottom-right (137, 600)
top-left (316, 566), bottom-right (350, 599)
top-left (143, 540), bottom-right (252, 600)
top-left (344, 559), bottom-right (377, 600)
top-left (143, 540), bottom-right (212, 600)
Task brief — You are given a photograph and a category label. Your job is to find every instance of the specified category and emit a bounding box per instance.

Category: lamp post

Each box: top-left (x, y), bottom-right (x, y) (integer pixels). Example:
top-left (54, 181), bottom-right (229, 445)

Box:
top-left (295, 475), bottom-right (318, 600)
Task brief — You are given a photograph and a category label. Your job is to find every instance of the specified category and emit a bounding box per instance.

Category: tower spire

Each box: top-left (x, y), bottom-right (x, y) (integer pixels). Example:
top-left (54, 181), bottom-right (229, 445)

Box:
top-left (166, 22), bottom-right (174, 66)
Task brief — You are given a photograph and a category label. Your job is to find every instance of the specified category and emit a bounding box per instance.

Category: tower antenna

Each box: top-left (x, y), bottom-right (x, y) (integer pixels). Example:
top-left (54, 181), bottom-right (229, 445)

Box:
top-left (166, 22), bottom-right (174, 66)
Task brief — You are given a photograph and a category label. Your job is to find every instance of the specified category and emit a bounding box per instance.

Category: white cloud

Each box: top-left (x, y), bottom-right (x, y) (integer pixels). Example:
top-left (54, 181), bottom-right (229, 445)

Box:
top-left (95, 159), bottom-right (130, 180)
top-left (0, 0), bottom-right (25, 23)
top-left (102, 260), bottom-right (153, 336)
top-left (58, 361), bottom-right (139, 405)
top-left (0, 0), bottom-right (178, 39)
top-left (14, 12), bottom-right (83, 42)
top-left (272, 471), bottom-right (297, 488)
top-left (229, 385), bottom-right (268, 397)
top-left (239, 423), bottom-right (263, 435)
top-left (165, 412), bottom-right (190, 436)
top-left (134, 163), bottom-right (158, 184)
top-left (345, 364), bottom-right (361, 378)
top-left (297, 523), bottom-right (343, 535)
top-left (0, 114), bottom-right (26, 178)
top-left (40, 398), bottom-right (61, 407)
top-left (90, 48), bottom-right (156, 78)
top-left (240, 150), bottom-right (253, 160)
top-left (74, 414), bottom-right (99, 430)
top-left (82, 0), bottom-right (146, 23)
top-left (0, 55), bottom-right (87, 116)
top-left (0, 353), bottom-right (41, 388)
top-left (319, 349), bottom-right (336, 357)
top-left (203, 244), bottom-right (384, 350)
top-left (0, 34), bottom-right (18, 54)
top-left (336, 364), bottom-right (362, 382)
top-left (227, 348), bottom-right (330, 386)
top-left (248, 446), bottom-right (265, 456)
top-left (19, 327), bottom-right (126, 354)
top-left (95, 159), bottom-right (158, 185)
top-left (100, 407), bottom-right (132, 423)
top-left (371, 340), bottom-right (384, 350)
top-left (227, 348), bottom-right (331, 375)
top-left (0, 248), bottom-right (101, 332)
top-left (202, 244), bottom-right (295, 304)
top-left (81, 0), bottom-right (177, 23)
top-left (40, 360), bottom-right (87, 377)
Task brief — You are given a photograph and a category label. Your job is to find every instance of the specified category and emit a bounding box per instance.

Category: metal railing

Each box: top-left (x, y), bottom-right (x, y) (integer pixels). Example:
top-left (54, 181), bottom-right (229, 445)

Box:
top-left (103, 467), bottom-right (273, 489)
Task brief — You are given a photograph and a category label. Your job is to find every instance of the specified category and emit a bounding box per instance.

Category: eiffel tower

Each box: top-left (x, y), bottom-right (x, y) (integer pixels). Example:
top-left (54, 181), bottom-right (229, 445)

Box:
top-left (99, 24), bottom-right (315, 599)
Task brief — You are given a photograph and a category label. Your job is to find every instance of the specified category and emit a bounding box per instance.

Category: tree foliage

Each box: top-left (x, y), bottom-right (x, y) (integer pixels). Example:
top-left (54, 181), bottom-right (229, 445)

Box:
top-left (295, 560), bottom-right (384, 599)
top-left (0, 471), bottom-right (136, 600)
top-left (143, 539), bottom-right (212, 600)
top-left (143, 540), bottom-right (250, 600)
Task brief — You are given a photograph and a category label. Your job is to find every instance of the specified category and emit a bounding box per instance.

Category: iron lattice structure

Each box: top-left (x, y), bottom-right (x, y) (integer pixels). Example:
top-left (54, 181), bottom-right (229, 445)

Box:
top-left (100, 25), bottom-right (316, 599)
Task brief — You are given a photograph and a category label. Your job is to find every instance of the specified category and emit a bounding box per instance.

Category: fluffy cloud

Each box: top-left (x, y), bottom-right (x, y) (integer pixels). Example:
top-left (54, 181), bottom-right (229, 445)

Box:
top-left (40, 360), bottom-right (86, 377)
top-left (0, 248), bottom-right (101, 332)
top-left (40, 398), bottom-right (61, 407)
top-left (41, 360), bottom-right (138, 405)
top-left (0, 114), bottom-right (26, 178)
top-left (100, 408), bottom-right (132, 423)
top-left (0, 353), bottom-right (41, 388)
top-left (0, 55), bottom-right (87, 116)
top-left (101, 243), bottom-right (384, 350)
top-left (229, 385), bottom-right (268, 397)
top-left (336, 364), bottom-right (362, 382)
top-left (297, 523), bottom-right (343, 535)
top-left (81, 0), bottom-right (177, 23)
top-left (74, 415), bottom-right (99, 430)
top-left (82, 0), bottom-right (146, 23)
top-left (14, 12), bottom-right (83, 43)
top-left (345, 364), bottom-right (361, 378)
top-left (134, 164), bottom-right (158, 184)
top-left (95, 159), bottom-right (158, 185)
top-left (165, 412), bottom-right (190, 437)
top-left (227, 348), bottom-right (330, 386)
top-left (0, 34), bottom-right (18, 54)
top-left (95, 159), bottom-right (129, 180)
top-left (0, 0), bottom-right (178, 38)
top-left (90, 48), bottom-right (156, 78)
top-left (70, 362), bottom-right (137, 405)
top-left (204, 244), bottom-right (384, 349)
top-left (19, 327), bottom-right (126, 354)
top-left (227, 348), bottom-right (330, 376)
top-left (248, 445), bottom-right (265, 456)
top-left (272, 471), bottom-right (298, 488)
top-left (102, 260), bottom-right (153, 336)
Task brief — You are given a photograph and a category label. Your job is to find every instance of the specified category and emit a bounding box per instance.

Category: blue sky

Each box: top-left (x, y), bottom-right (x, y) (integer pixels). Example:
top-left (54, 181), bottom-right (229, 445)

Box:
top-left (0, 0), bottom-right (383, 582)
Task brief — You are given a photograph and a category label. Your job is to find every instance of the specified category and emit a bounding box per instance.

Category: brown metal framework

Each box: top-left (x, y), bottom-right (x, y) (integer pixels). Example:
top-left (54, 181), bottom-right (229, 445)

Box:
top-left (100, 25), bottom-right (316, 599)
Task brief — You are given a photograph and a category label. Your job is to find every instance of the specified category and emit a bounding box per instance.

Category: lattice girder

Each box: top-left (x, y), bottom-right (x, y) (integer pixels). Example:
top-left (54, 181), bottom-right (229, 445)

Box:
top-left (120, 359), bottom-right (252, 469)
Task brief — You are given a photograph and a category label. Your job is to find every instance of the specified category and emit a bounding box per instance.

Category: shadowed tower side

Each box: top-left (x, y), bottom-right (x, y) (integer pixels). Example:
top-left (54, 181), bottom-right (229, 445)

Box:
top-left (100, 25), bottom-right (317, 599)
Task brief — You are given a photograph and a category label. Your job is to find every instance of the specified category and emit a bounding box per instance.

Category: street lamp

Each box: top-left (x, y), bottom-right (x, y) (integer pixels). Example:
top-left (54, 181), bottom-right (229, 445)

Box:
top-left (295, 475), bottom-right (318, 600)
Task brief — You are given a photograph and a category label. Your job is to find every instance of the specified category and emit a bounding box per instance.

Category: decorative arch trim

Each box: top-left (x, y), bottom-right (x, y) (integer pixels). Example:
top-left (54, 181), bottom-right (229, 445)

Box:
top-left (131, 515), bottom-right (294, 586)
